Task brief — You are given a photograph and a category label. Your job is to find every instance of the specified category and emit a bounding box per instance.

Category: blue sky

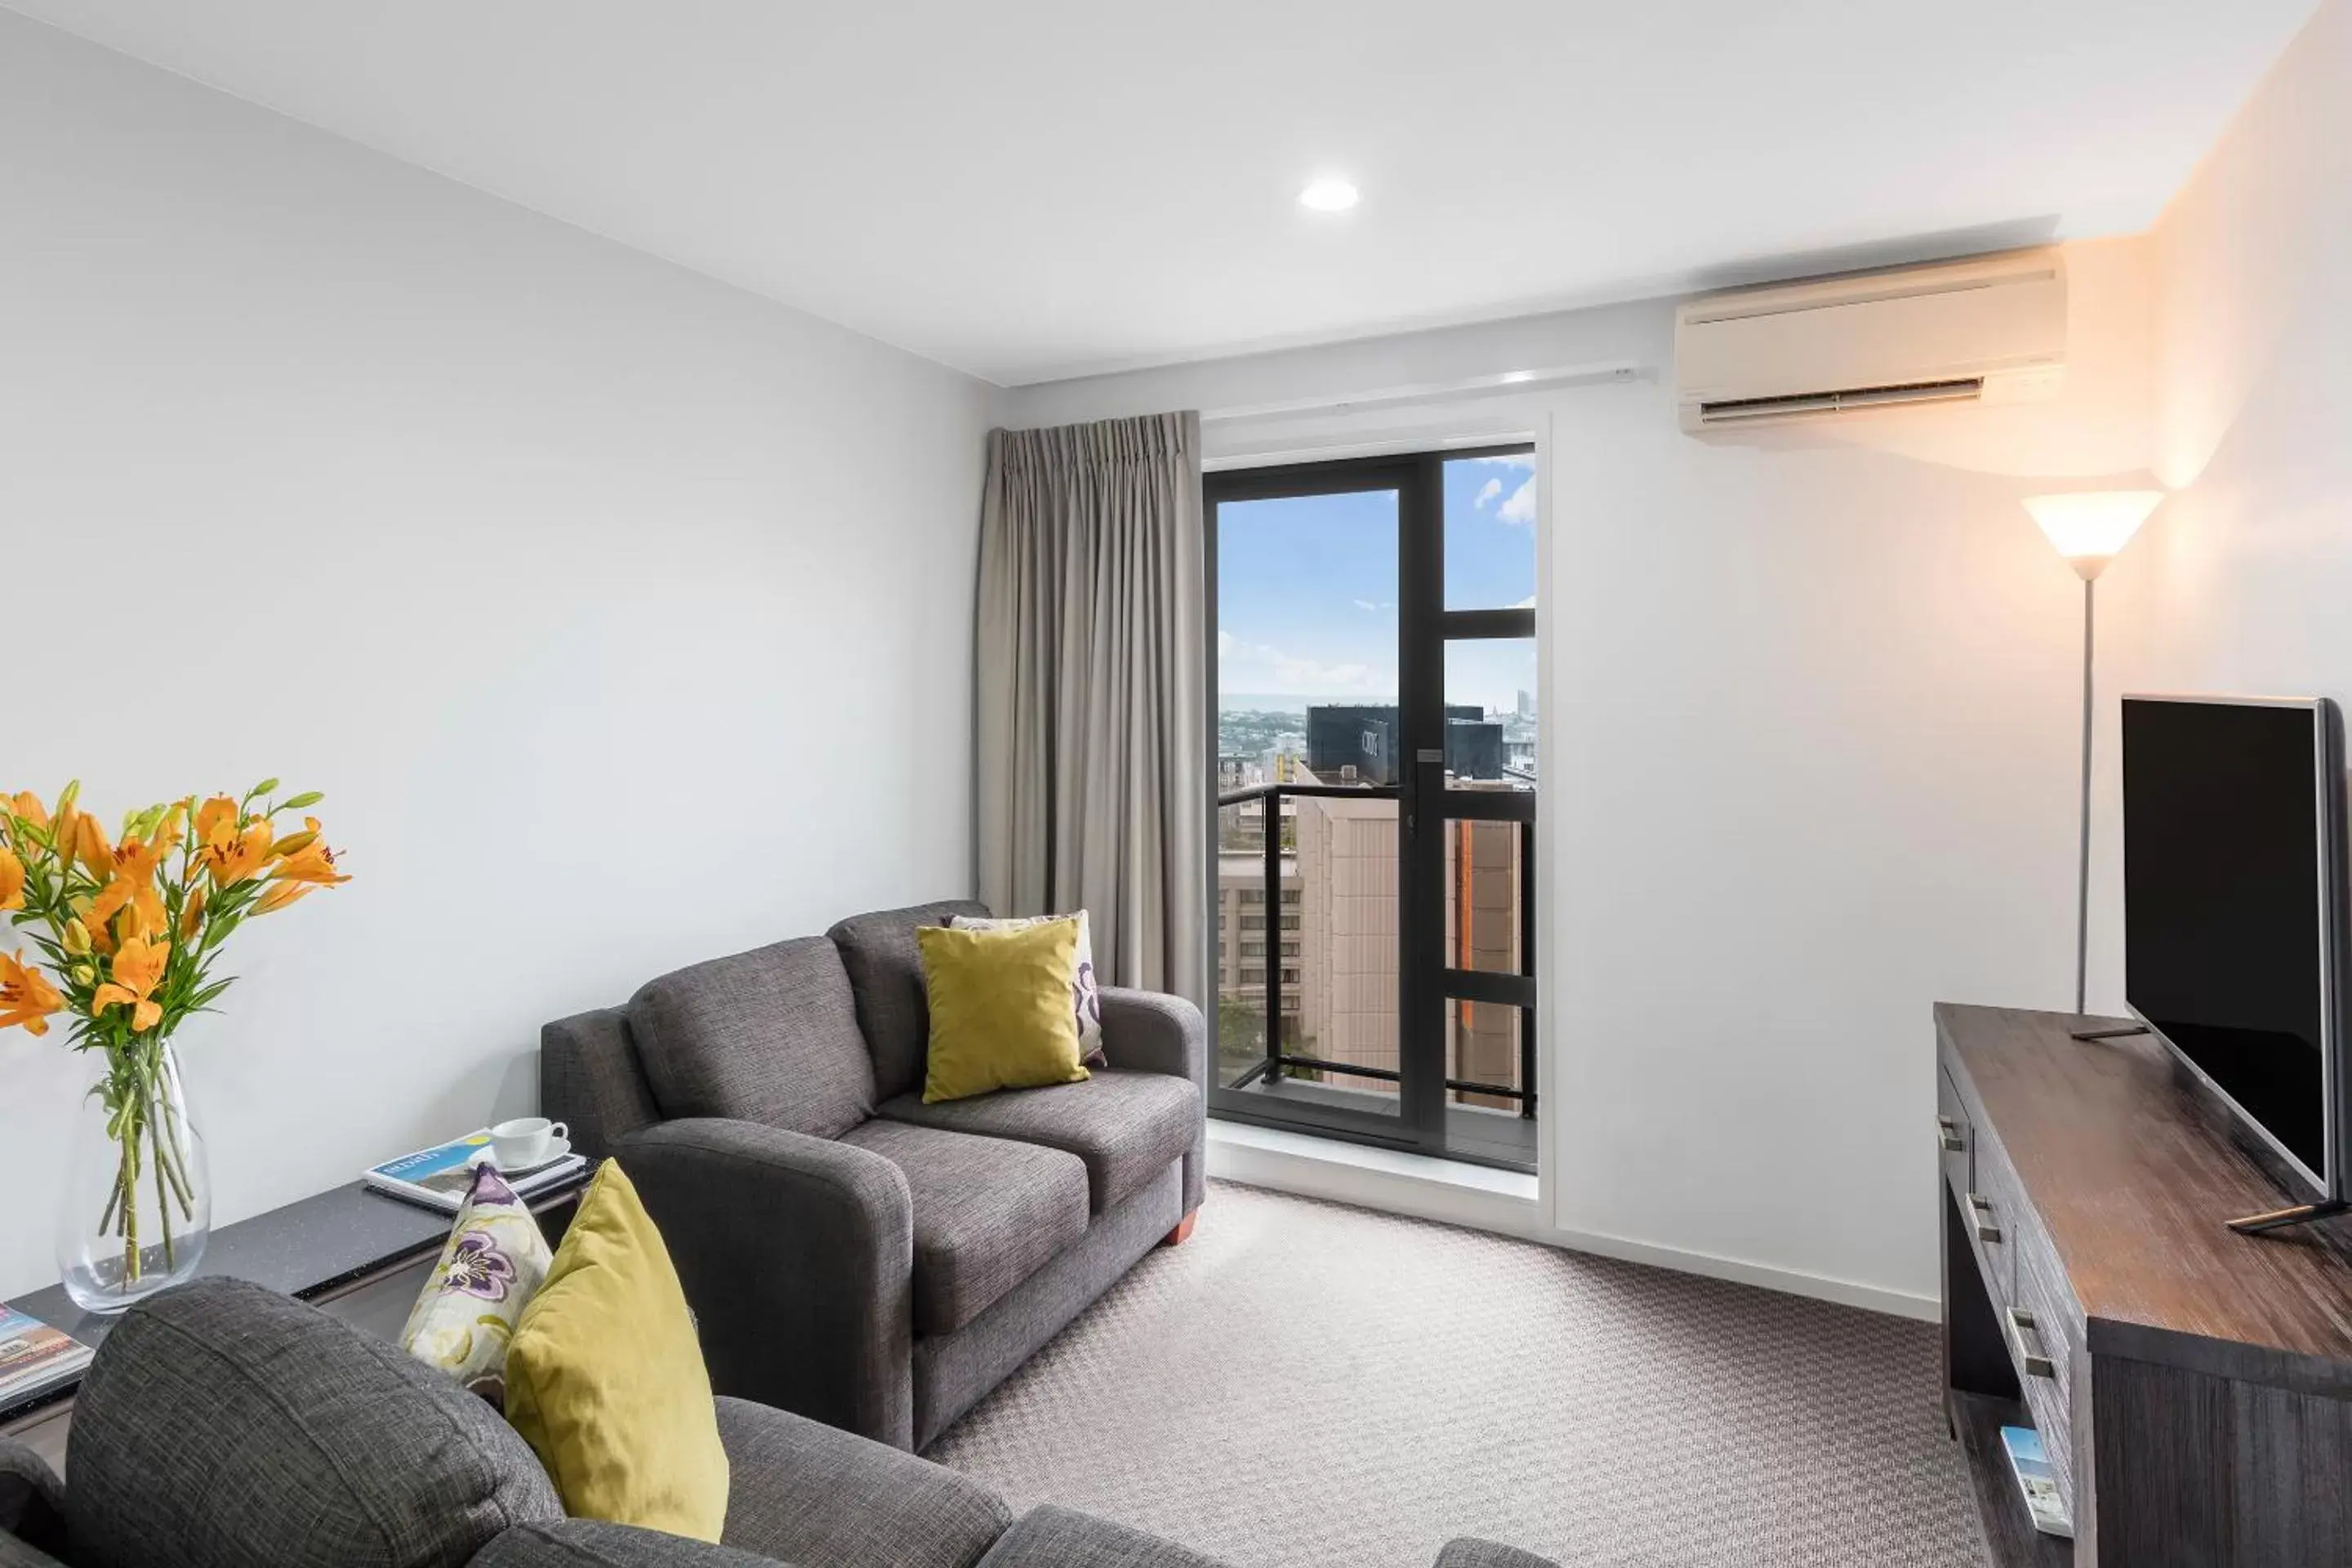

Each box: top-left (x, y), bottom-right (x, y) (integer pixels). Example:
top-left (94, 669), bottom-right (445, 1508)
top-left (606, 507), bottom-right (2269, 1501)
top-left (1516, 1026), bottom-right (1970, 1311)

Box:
top-left (1217, 454), bottom-right (1537, 712)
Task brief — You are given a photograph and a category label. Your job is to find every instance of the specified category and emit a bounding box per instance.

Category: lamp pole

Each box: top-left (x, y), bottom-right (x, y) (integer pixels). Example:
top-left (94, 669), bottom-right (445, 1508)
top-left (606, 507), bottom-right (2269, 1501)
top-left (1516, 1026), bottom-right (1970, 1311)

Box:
top-left (2074, 575), bottom-right (2094, 1016)
top-left (2021, 489), bottom-right (2163, 1018)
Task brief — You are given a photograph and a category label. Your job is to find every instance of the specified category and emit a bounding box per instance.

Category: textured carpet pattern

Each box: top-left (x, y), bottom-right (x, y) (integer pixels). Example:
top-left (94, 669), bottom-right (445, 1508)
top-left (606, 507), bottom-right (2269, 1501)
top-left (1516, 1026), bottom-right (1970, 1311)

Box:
top-left (929, 1181), bottom-right (1985, 1568)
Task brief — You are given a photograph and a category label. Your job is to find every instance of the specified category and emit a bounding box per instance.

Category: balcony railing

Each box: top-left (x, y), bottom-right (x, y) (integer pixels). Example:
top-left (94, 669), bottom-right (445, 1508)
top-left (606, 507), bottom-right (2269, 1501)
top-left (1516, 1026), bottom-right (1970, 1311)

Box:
top-left (1214, 781), bottom-right (1535, 1117)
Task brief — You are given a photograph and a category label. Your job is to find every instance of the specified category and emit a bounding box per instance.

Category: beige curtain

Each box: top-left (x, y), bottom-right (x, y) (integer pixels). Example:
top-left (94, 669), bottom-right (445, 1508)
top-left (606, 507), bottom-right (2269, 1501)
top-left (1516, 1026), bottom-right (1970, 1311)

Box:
top-left (975, 412), bottom-right (1206, 1004)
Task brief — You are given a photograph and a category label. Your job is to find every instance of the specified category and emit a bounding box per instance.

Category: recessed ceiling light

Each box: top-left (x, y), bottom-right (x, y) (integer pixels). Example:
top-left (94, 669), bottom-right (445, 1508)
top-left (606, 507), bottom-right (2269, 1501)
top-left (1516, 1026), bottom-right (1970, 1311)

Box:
top-left (1298, 178), bottom-right (1360, 213)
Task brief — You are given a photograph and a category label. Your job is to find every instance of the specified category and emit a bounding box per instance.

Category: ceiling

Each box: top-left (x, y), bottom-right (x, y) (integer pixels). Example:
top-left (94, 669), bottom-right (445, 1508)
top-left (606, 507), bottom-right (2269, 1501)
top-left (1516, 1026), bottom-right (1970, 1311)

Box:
top-left (7, 1), bottom-right (2318, 385)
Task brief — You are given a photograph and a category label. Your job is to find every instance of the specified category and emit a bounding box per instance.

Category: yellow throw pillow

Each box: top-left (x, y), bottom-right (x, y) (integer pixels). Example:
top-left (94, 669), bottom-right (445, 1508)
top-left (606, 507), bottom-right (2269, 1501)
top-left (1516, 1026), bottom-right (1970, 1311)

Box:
top-left (917, 916), bottom-right (1091, 1103)
top-left (503, 1160), bottom-right (730, 1542)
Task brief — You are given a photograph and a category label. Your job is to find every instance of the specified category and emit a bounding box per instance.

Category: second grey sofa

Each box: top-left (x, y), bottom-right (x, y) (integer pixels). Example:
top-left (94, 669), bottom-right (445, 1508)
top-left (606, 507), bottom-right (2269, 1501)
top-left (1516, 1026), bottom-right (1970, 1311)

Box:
top-left (0, 1277), bottom-right (1560, 1568)
top-left (542, 899), bottom-right (1207, 1451)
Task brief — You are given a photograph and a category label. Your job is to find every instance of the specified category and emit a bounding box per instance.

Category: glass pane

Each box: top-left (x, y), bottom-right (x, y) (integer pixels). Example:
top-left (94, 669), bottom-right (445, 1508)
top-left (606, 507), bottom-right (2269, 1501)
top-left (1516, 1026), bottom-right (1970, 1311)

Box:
top-left (1444, 453), bottom-right (1537, 611)
top-left (1446, 1000), bottom-right (1530, 1110)
top-left (1441, 638), bottom-right (1536, 790)
top-left (1442, 818), bottom-right (1526, 974)
top-left (1214, 488), bottom-right (1400, 1118)
top-left (1213, 795), bottom-right (1400, 1117)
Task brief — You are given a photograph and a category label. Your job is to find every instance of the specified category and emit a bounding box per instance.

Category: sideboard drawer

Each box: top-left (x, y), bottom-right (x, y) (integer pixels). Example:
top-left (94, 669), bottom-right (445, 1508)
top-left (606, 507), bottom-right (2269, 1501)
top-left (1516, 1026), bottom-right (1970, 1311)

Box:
top-left (1936, 1066), bottom-right (1972, 1198)
top-left (1960, 1137), bottom-right (2017, 1307)
top-left (2007, 1209), bottom-right (2079, 1517)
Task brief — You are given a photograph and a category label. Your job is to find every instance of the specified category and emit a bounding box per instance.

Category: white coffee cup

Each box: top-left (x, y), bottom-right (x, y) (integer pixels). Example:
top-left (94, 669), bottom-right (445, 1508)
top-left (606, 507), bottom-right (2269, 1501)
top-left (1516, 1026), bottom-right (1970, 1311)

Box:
top-left (490, 1116), bottom-right (567, 1170)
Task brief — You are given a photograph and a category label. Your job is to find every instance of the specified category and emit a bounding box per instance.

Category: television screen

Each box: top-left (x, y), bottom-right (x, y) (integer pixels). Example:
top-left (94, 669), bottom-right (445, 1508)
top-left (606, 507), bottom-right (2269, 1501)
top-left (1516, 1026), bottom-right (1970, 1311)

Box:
top-left (2123, 697), bottom-right (2344, 1189)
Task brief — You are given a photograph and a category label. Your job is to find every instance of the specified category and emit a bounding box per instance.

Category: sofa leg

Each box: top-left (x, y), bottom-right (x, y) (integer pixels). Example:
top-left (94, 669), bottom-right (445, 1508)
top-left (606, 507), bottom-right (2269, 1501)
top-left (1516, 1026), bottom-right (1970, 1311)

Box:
top-left (1161, 1212), bottom-right (1197, 1247)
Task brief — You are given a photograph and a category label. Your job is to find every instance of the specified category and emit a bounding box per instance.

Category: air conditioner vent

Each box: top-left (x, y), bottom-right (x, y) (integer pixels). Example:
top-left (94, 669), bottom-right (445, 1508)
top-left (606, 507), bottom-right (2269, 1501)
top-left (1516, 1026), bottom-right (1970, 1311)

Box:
top-left (1675, 250), bottom-right (2065, 433)
top-left (1695, 378), bottom-right (1985, 426)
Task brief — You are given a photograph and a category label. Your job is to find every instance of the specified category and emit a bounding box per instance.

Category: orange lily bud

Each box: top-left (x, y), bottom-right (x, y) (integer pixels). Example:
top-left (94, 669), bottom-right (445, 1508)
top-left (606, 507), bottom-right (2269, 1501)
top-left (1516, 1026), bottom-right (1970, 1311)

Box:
top-left (0, 848), bottom-right (20, 914)
top-left (70, 963), bottom-right (94, 987)
top-left (281, 791), bottom-right (323, 811)
top-left (10, 792), bottom-right (47, 831)
top-left (63, 918), bottom-right (91, 956)
top-left (180, 889), bottom-right (205, 942)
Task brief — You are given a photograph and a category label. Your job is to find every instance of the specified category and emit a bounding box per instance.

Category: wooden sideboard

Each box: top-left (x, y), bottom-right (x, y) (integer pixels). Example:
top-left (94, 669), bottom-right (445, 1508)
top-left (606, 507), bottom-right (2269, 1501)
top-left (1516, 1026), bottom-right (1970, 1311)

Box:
top-left (1939, 1003), bottom-right (2352, 1566)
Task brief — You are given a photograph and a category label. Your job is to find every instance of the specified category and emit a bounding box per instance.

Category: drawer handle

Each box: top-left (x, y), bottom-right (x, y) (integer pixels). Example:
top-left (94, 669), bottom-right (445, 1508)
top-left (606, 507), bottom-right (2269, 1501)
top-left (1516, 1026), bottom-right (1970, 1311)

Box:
top-left (2007, 1307), bottom-right (2058, 1380)
top-left (1967, 1192), bottom-right (2002, 1245)
top-left (1936, 1115), bottom-right (1965, 1154)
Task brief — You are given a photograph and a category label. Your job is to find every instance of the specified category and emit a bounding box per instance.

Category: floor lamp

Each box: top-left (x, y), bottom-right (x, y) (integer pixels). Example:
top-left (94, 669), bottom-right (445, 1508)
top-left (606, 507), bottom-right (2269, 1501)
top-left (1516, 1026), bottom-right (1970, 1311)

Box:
top-left (2022, 490), bottom-right (2166, 1016)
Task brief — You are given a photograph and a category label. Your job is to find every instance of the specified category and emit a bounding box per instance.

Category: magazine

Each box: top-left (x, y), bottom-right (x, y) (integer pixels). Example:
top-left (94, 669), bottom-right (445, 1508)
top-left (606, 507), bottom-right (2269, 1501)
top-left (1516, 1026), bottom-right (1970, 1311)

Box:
top-left (0, 1303), bottom-right (95, 1405)
top-left (2000, 1424), bottom-right (2073, 1539)
top-left (362, 1129), bottom-right (586, 1214)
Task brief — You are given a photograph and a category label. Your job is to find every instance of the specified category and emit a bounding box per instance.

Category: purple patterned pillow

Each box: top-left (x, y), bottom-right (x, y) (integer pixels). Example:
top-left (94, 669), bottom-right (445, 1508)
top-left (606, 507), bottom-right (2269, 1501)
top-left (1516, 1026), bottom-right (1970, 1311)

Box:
top-left (948, 910), bottom-right (1106, 1065)
top-left (398, 1160), bottom-right (555, 1407)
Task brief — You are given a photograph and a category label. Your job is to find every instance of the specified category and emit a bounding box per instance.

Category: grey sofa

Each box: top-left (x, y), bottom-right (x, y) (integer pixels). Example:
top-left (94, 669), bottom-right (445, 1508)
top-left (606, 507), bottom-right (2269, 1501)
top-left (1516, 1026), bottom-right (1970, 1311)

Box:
top-left (0, 1277), bottom-right (1557, 1568)
top-left (542, 899), bottom-right (1209, 1451)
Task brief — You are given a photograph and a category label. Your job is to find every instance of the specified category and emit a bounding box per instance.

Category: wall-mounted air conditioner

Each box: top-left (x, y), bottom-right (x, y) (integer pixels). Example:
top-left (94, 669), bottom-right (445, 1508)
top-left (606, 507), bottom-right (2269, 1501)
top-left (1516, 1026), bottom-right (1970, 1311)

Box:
top-left (1673, 248), bottom-right (2066, 432)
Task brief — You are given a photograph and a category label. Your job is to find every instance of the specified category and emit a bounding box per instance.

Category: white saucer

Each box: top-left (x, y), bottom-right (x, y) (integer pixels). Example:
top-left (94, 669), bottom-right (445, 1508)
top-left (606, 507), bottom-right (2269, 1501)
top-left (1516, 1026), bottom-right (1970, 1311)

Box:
top-left (478, 1136), bottom-right (572, 1175)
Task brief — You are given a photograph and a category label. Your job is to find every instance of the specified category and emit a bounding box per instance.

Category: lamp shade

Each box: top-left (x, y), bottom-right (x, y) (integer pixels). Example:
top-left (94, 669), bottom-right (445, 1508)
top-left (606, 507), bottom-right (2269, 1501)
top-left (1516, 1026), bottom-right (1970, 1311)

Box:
top-left (2022, 490), bottom-right (2164, 580)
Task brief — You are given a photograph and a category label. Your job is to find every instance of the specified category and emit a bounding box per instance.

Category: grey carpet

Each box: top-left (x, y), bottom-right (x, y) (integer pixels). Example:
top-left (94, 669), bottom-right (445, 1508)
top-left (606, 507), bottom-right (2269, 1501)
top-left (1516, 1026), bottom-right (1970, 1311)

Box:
top-left (929, 1181), bottom-right (1985, 1568)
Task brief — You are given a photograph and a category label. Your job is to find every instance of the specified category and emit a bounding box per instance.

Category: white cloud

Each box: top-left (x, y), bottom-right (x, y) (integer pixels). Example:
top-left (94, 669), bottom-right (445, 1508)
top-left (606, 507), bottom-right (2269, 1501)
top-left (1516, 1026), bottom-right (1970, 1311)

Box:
top-left (1351, 599), bottom-right (1394, 612)
top-left (1473, 478), bottom-right (1502, 508)
top-left (1219, 635), bottom-right (1383, 694)
top-left (1498, 478), bottom-right (1536, 526)
top-left (1512, 594), bottom-right (1536, 608)
top-left (1470, 452), bottom-right (1537, 471)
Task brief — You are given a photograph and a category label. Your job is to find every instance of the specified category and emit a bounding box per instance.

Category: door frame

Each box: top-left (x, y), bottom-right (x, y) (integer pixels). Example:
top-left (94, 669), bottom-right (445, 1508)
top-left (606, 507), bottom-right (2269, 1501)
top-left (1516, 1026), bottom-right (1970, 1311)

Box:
top-left (1203, 443), bottom-right (1537, 1165)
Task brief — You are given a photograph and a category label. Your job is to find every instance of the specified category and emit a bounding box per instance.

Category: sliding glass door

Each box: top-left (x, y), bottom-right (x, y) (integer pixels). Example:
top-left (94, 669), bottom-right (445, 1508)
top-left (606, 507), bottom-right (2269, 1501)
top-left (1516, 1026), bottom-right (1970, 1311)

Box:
top-left (1205, 446), bottom-right (1538, 1170)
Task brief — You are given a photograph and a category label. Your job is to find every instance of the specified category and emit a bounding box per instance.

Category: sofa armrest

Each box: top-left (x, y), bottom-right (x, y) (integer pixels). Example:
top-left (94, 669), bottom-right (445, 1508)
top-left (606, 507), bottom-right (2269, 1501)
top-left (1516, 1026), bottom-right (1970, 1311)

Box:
top-left (472, 1521), bottom-right (781, 1568)
top-left (715, 1396), bottom-right (1009, 1568)
top-left (1433, 1539), bottom-right (1563, 1568)
top-left (0, 1435), bottom-right (65, 1566)
top-left (543, 1006), bottom-right (662, 1161)
top-left (1098, 987), bottom-right (1205, 1085)
top-left (617, 1119), bottom-right (916, 1449)
top-left (1098, 988), bottom-right (1207, 1214)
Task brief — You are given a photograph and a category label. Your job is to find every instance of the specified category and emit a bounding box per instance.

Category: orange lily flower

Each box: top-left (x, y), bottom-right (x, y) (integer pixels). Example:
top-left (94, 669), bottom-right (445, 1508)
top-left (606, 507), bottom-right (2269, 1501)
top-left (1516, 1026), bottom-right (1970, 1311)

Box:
top-left (203, 820), bottom-right (274, 886)
top-left (270, 818), bottom-right (350, 890)
top-left (0, 846), bottom-right (21, 913)
top-left (0, 951), bottom-right (65, 1036)
top-left (91, 935), bottom-right (168, 1033)
top-left (85, 835), bottom-right (167, 942)
top-left (71, 813), bottom-right (110, 880)
top-left (194, 796), bottom-right (240, 853)
top-left (8, 791), bottom-right (49, 831)
top-left (255, 880), bottom-right (313, 915)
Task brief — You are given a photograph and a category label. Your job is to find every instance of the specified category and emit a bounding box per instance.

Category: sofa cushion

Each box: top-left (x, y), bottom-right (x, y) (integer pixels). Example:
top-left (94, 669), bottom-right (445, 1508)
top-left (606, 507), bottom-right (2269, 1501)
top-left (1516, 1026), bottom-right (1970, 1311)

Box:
top-left (975, 1504), bottom-right (1232, 1568)
top-left (840, 1120), bottom-right (1088, 1335)
top-left (65, 1276), bottom-right (562, 1568)
top-left (876, 1069), bottom-right (1201, 1214)
top-left (471, 1521), bottom-right (779, 1568)
top-left (715, 1395), bottom-right (1009, 1568)
top-left (827, 900), bottom-right (990, 1102)
top-left (504, 1161), bottom-right (730, 1542)
top-left (631, 936), bottom-right (875, 1140)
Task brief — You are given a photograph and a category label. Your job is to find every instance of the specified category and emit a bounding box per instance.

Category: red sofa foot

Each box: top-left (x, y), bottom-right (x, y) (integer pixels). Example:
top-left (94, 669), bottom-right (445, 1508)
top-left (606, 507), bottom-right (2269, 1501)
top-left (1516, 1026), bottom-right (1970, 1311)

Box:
top-left (1161, 1212), bottom-right (1197, 1247)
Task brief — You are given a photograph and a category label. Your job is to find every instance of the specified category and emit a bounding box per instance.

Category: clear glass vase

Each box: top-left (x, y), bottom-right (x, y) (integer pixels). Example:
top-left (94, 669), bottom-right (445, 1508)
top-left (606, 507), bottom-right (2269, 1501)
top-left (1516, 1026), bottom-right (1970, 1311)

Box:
top-left (56, 1039), bottom-right (212, 1314)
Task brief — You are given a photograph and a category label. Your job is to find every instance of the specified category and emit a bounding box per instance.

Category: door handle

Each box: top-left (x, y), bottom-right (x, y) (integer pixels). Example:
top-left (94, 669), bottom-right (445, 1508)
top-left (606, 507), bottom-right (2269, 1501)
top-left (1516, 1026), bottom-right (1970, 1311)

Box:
top-left (1936, 1115), bottom-right (1964, 1154)
top-left (1967, 1192), bottom-right (2002, 1245)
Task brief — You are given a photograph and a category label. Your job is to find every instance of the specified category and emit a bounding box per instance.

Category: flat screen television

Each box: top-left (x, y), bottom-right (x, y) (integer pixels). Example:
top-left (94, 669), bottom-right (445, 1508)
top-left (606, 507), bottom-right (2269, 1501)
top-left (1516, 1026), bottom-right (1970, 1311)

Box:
top-left (2123, 694), bottom-right (2351, 1214)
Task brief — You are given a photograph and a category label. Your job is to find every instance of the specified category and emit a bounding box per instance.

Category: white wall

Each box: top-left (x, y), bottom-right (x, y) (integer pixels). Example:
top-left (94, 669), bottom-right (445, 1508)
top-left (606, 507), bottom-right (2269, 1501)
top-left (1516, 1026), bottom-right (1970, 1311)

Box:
top-left (0, 14), bottom-right (991, 1298)
top-left (1004, 240), bottom-right (2156, 1307)
top-left (2087, 0), bottom-right (2352, 1012)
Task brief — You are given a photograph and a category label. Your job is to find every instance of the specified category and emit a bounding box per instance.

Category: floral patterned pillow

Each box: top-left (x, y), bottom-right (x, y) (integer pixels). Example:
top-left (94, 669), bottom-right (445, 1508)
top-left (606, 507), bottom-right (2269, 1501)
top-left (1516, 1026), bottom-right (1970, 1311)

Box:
top-left (948, 909), bottom-right (1105, 1064)
top-left (399, 1161), bottom-right (555, 1407)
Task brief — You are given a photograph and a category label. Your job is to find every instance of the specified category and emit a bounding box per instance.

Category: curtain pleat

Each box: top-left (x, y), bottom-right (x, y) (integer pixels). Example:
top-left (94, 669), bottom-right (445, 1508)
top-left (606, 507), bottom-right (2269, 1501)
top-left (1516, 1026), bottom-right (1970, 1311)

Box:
top-left (974, 412), bottom-right (1205, 1003)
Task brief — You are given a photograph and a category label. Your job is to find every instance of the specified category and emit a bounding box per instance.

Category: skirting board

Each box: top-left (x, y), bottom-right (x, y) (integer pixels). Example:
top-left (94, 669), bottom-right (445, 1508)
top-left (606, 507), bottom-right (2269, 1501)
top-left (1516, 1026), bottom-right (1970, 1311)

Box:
top-left (1205, 1120), bottom-right (1938, 1325)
